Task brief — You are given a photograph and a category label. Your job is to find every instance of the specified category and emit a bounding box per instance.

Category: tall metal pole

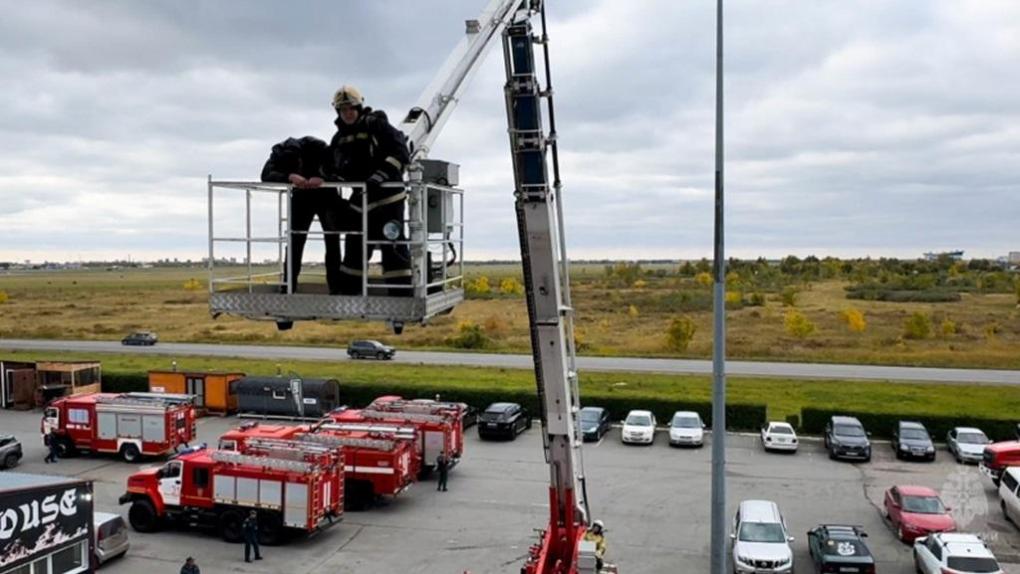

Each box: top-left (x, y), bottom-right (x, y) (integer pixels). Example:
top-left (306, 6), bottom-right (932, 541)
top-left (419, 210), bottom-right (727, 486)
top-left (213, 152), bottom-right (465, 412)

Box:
top-left (709, 0), bottom-right (727, 573)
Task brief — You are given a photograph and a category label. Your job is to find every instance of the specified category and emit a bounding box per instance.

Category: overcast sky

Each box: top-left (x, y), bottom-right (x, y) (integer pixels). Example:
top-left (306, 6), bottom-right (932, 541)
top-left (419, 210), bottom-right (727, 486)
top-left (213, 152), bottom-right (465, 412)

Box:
top-left (1, 0), bottom-right (1017, 263)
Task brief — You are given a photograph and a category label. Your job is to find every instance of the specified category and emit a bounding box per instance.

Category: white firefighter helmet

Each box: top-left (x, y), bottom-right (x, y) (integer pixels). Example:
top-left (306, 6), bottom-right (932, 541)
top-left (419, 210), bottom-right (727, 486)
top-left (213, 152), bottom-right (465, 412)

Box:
top-left (592, 519), bottom-right (605, 531)
top-left (332, 85), bottom-right (364, 109)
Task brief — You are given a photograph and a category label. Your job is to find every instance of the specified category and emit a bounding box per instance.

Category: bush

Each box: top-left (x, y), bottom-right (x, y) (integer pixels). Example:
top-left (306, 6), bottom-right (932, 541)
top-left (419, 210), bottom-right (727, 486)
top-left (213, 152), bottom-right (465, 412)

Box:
top-left (183, 278), bottom-right (202, 291)
top-left (627, 305), bottom-right (639, 318)
top-left (725, 291), bottom-right (743, 309)
top-left (447, 321), bottom-right (490, 349)
top-left (102, 373), bottom-right (148, 393)
top-left (632, 279), bottom-right (647, 289)
top-left (903, 312), bottom-right (933, 340)
top-left (465, 276), bottom-right (491, 297)
top-left (845, 288), bottom-right (961, 303)
top-left (499, 277), bottom-right (524, 296)
top-left (695, 272), bottom-right (713, 288)
top-left (940, 319), bottom-right (957, 337)
top-left (0, 290), bottom-right (8, 304)
top-left (784, 414), bottom-right (800, 430)
top-left (665, 316), bottom-right (697, 352)
top-left (748, 292), bottom-right (766, 307)
top-left (784, 310), bottom-right (815, 339)
top-left (801, 407), bottom-right (1016, 441)
top-left (780, 286), bottom-right (798, 307)
top-left (839, 308), bottom-right (867, 333)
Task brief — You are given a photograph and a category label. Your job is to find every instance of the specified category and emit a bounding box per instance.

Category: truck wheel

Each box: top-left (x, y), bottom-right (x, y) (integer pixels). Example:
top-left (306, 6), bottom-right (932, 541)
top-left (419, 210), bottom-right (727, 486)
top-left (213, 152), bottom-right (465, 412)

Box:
top-left (128, 499), bottom-right (161, 533)
top-left (258, 512), bottom-right (284, 546)
top-left (121, 444), bottom-right (141, 463)
top-left (219, 510), bottom-right (244, 543)
top-left (3, 453), bottom-right (18, 469)
top-left (344, 481), bottom-right (372, 511)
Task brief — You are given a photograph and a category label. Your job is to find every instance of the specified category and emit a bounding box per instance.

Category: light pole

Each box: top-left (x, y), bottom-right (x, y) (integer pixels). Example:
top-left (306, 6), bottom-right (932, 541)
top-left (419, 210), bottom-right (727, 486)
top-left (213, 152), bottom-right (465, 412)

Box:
top-left (709, 0), bottom-right (727, 573)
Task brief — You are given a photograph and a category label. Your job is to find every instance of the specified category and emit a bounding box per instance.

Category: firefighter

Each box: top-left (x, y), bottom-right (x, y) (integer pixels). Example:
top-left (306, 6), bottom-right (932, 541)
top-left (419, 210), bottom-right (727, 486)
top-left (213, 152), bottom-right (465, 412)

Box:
top-left (436, 452), bottom-right (449, 492)
top-left (261, 136), bottom-right (346, 297)
top-left (180, 557), bottom-right (200, 574)
top-left (242, 510), bottom-right (262, 562)
top-left (44, 430), bottom-right (59, 464)
top-left (328, 85), bottom-right (413, 296)
top-left (583, 519), bottom-right (607, 570)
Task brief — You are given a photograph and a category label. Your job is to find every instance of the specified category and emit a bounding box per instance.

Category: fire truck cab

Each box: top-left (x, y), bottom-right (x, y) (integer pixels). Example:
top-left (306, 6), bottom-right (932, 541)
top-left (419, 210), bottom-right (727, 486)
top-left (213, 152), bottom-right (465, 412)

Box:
top-left (119, 444), bottom-right (342, 544)
top-left (42, 393), bottom-right (196, 462)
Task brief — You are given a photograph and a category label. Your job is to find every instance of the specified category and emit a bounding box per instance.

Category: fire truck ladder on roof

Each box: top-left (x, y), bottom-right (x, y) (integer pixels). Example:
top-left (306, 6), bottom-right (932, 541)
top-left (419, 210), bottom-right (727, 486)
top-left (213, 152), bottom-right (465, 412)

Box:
top-left (211, 450), bottom-right (315, 474)
top-left (95, 395), bottom-right (178, 408)
top-left (359, 409), bottom-right (448, 425)
top-left (300, 432), bottom-right (398, 453)
top-left (243, 438), bottom-right (337, 460)
top-left (371, 399), bottom-right (462, 415)
top-left (317, 423), bottom-right (417, 441)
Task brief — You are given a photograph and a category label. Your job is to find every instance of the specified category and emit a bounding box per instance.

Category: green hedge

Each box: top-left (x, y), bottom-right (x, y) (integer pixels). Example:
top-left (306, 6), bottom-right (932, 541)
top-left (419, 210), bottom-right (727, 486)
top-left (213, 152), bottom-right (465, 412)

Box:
top-left (801, 407), bottom-right (1016, 442)
top-left (102, 371), bottom-right (767, 431)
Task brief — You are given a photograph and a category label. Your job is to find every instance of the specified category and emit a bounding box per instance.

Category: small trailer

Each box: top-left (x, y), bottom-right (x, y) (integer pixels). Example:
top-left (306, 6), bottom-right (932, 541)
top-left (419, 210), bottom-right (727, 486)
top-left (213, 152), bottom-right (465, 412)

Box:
top-left (235, 376), bottom-right (341, 419)
top-left (42, 393), bottom-right (196, 462)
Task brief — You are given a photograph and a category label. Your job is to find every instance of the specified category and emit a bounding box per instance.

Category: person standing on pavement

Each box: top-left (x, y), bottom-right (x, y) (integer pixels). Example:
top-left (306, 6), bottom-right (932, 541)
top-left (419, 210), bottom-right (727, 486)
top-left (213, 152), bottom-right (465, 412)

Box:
top-left (242, 510), bottom-right (262, 563)
top-left (44, 431), bottom-right (59, 464)
top-left (436, 452), bottom-right (449, 492)
top-left (180, 557), bottom-right (200, 574)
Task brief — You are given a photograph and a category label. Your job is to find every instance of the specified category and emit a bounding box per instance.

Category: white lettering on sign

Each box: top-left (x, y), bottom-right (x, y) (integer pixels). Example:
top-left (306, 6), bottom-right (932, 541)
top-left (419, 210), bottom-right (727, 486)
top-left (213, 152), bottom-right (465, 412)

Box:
top-left (0, 488), bottom-right (79, 541)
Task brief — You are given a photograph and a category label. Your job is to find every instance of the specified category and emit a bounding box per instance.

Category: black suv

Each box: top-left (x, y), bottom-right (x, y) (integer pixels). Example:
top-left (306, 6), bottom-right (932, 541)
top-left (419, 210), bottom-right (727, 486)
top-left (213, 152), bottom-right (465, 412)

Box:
top-left (807, 524), bottom-right (875, 573)
top-left (347, 340), bottom-right (396, 360)
top-left (478, 402), bottom-right (532, 440)
top-left (824, 416), bottom-right (872, 461)
top-left (122, 331), bottom-right (158, 346)
top-left (0, 435), bottom-right (23, 469)
top-left (892, 420), bottom-right (935, 461)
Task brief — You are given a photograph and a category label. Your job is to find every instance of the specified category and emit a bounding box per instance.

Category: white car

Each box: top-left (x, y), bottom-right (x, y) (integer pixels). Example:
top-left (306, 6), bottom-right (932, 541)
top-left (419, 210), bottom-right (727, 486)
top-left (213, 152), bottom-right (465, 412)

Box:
top-left (94, 511), bottom-right (130, 565)
top-left (946, 427), bottom-right (990, 464)
top-left (731, 500), bottom-right (794, 573)
top-left (668, 411), bottom-right (705, 447)
top-left (761, 422), bottom-right (798, 452)
top-left (621, 410), bottom-right (656, 445)
top-left (913, 533), bottom-right (1003, 574)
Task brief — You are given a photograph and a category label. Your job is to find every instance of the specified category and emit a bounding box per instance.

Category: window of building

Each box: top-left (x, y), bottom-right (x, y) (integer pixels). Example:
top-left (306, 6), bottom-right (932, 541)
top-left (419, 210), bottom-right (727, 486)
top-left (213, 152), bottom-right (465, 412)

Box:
top-left (68, 408), bottom-right (89, 424)
top-left (50, 541), bottom-right (87, 573)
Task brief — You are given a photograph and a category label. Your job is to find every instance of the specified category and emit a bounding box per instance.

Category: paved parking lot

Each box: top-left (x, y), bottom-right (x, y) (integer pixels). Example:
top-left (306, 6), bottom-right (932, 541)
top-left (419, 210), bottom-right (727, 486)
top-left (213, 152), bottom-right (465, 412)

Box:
top-left (3, 408), bottom-right (1019, 573)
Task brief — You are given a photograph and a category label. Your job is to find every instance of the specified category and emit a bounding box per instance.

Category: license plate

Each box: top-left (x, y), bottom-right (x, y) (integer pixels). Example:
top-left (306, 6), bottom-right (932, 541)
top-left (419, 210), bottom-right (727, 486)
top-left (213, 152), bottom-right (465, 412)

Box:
top-left (839, 568), bottom-right (859, 573)
top-left (486, 423), bottom-right (497, 428)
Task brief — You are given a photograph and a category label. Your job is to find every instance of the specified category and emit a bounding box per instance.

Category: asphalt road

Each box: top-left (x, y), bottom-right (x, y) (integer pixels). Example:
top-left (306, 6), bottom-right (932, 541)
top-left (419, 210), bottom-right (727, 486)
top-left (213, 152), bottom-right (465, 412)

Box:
top-left (3, 409), bottom-right (1019, 573)
top-left (2, 338), bottom-right (1020, 384)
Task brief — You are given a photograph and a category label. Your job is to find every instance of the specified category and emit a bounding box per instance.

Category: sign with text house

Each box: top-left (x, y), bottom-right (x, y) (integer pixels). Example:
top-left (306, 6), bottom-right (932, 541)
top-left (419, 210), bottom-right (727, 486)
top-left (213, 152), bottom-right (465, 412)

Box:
top-left (0, 483), bottom-right (92, 570)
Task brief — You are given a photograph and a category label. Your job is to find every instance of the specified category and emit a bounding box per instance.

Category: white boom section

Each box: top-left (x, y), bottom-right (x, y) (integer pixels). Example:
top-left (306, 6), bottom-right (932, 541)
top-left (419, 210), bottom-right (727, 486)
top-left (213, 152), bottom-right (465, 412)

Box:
top-left (399, 0), bottom-right (527, 160)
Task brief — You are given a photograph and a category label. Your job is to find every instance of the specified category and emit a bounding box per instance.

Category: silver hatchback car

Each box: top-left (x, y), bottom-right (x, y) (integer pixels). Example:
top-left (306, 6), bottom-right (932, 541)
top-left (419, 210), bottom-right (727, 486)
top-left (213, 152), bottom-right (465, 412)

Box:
top-left (94, 511), bottom-right (130, 566)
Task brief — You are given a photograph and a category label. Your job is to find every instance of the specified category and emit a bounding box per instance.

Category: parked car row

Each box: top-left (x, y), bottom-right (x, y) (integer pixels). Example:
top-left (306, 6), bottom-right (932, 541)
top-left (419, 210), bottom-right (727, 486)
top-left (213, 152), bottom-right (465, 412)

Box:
top-left (734, 495), bottom-right (1004, 574)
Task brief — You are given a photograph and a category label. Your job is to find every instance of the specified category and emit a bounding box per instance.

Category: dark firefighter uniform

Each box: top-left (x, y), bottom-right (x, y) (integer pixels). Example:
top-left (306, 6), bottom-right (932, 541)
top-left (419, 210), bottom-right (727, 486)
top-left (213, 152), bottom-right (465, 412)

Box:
top-left (261, 136), bottom-right (346, 295)
top-left (329, 107), bottom-right (412, 296)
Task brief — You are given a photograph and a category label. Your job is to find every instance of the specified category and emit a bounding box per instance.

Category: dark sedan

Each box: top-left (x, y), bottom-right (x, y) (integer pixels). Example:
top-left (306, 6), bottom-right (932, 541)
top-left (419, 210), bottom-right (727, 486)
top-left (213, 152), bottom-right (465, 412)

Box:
top-left (477, 402), bottom-right (531, 440)
top-left (579, 407), bottom-right (611, 442)
top-left (121, 331), bottom-right (158, 346)
top-left (807, 525), bottom-right (876, 574)
top-left (824, 416), bottom-right (872, 461)
top-left (893, 421), bottom-right (936, 461)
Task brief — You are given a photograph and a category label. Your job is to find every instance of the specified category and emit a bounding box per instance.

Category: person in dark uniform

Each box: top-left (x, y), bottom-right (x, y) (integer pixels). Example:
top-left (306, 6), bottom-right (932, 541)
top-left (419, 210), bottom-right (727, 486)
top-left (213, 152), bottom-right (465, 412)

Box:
top-left (180, 557), bottom-right (200, 574)
top-left (242, 510), bottom-right (262, 563)
top-left (261, 136), bottom-right (346, 296)
top-left (436, 452), bottom-right (449, 492)
top-left (328, 85), bottom-right (412, 296)
top-left (44, 430), bottom-right (59, 464)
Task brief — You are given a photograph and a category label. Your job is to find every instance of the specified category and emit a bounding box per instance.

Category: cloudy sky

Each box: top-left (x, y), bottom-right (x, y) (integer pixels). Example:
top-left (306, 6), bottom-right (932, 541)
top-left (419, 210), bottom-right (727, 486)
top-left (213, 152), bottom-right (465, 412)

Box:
top-left (1, 0), bottom-right (1017, 263)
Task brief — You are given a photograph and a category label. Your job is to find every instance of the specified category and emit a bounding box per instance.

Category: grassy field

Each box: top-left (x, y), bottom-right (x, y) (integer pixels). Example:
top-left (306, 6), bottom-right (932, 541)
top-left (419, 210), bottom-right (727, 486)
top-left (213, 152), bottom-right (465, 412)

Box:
top-left (0, 265), bottom-right (1018, 369)
top-left (3, 349), bottom-right (1020, 425)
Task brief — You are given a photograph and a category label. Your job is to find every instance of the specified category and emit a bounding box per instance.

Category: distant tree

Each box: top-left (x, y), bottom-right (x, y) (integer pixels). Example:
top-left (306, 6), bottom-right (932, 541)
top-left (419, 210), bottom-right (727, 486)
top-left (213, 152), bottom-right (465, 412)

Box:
top-left (695, 272), bottom-right (713, 288)
top-left (666, 316), bottom-right (697, 352)
top-left (779, 255), bottom-right (802, 275)
top-left (448, 321), bottom-right (490, 349)
top-left (678, 261), bottom-right (695, 276)
top-left (940, 319), bottom-right (957, 337)
top-left (903, 312), bottom-right (933, 340)
top-left (695, 258), bottom-right (711, 274)
top-left (784, 310), bottom-right (816, 339)
top-left (839, 308), bottom-right (867, 333)
top-left (725, 271), bottom-right (742, 289)
top-left (780, 286), bottom-right (799, 307)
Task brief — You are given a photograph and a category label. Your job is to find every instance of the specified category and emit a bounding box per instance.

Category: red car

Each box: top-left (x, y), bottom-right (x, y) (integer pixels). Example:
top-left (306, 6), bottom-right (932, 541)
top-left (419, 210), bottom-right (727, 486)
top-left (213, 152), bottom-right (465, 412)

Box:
top-left (883, 485), bottom-right (955, 543)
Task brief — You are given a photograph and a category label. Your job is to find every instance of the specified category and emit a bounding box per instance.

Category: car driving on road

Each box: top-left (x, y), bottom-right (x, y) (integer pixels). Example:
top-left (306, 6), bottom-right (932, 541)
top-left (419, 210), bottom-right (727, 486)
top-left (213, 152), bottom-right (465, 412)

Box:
top-left (347, 340), bottom-right (396, 360)
top-left (824, 416), bottom-right (872, 461)
top-left (621, 410), bottom-right (656, 445)
top-left (121, 331), bottom-right (158, 346)
top-left (946, 426), bottom-right (990, 464)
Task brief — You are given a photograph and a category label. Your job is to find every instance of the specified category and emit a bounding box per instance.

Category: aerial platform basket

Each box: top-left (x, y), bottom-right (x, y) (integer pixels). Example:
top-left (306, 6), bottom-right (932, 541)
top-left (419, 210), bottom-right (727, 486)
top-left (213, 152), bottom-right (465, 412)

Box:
top-left (207, 176), bottom-right (464, 332)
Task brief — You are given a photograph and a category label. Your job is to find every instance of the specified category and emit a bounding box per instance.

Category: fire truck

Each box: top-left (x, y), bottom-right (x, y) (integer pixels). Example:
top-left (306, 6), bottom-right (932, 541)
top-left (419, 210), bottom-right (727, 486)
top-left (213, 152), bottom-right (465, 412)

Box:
top-left (42, 393), bottom-right (196, 462)
top-left (219, 421), bottom-right (417, 510)
top-left (118, 441), bottom-right (342, 544)
top-left (329, 405), bottom-right (461, 476)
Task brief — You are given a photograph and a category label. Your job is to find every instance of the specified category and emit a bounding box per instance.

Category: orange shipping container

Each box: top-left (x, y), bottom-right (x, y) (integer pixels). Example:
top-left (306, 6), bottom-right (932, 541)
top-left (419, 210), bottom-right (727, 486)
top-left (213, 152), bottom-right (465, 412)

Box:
top-left (148, 371), bottom-right (245, 415)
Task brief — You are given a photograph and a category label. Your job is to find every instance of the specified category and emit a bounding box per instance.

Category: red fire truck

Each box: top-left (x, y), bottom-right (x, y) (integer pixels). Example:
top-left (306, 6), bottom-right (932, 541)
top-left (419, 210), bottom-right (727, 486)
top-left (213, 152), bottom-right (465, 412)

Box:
top-left (118, 442), bottom-right (342, 544)
top-left (42, 393), bottom-right (196, 462)
top-left (219, 422), bottom-right (417, 510)
top-left (331, 401), bottom-right (463, 475)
